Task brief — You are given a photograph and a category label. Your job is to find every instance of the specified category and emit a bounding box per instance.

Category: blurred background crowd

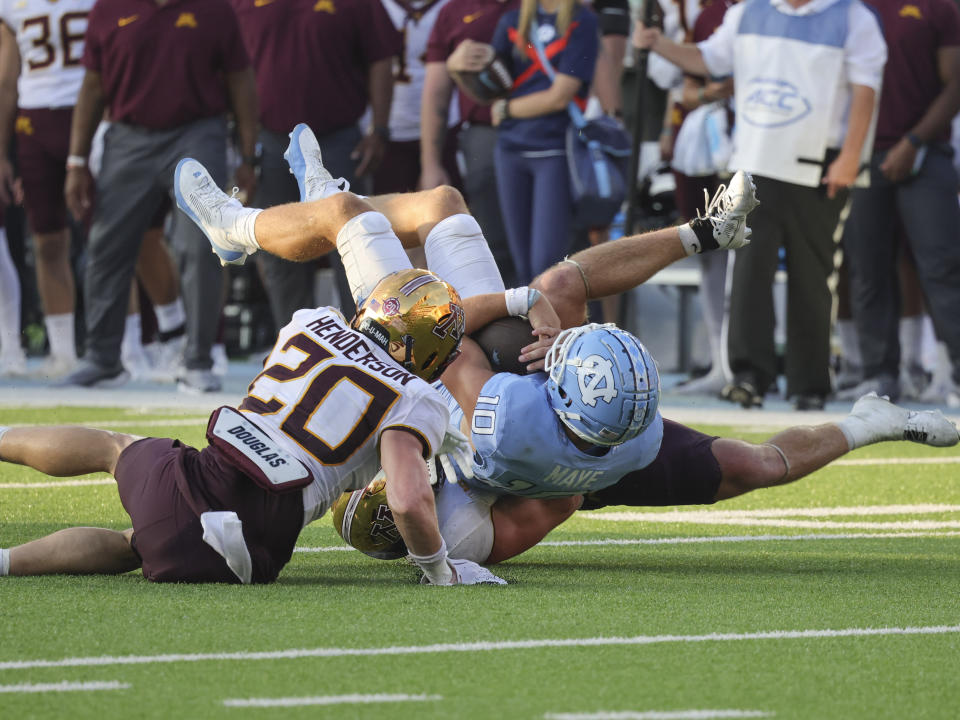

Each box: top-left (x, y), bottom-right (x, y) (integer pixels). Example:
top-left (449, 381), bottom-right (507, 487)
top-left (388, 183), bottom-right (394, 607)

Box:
top-left (0, 0), bottom-right (957, 410)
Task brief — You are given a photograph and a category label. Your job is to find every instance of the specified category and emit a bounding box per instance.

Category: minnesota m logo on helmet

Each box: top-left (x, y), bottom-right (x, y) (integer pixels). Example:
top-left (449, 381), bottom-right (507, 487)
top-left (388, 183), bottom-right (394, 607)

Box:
top-left (545, 323), bottom-right (660, 446)
top-left (352, 268), bottom-right (464, 382)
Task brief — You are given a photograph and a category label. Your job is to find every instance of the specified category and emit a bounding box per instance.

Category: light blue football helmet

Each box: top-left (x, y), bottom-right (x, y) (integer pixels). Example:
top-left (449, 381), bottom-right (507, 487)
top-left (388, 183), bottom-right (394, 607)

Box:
top-left (544, 323), bottom-right (660, 446)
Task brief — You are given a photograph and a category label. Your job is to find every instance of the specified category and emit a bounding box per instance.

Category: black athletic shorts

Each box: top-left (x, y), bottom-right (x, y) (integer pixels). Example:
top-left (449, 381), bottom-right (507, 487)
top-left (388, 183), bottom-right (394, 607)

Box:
top-left (581, 419), bottom-right (721, 509)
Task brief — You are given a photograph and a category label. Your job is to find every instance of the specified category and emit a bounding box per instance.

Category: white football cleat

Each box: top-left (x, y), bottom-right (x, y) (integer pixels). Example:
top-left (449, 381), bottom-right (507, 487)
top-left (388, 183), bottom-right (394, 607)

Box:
top-left (847, 391), bottom-right (959, 448)
top-left (686, 170), bottom-right (760, 253)
top-left (174, 158), bottom-right (256, 266)
top-left (284, 123), bottom-right (350, 202)
top-left (0, 349), bottom-right (27, 377)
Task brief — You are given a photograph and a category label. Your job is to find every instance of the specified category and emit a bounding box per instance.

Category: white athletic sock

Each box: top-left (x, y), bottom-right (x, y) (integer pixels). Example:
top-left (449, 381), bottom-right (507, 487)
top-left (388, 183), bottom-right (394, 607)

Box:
top-left (0, 548), bottom-right (9, 576)
top-left (424, 214), bottom-right (505, 299)
top-left (837, 319), bottom-right (862, 368)
top-left (154, 298), bottom-right (186, 334)
top-left (336, 212), bottom-right (412, 304)
top-left (122, 313), bottom-right (143, 354)
top-left (835, 395), bottom-right (908, 450)
top-left (236, 206), bottom-right (263, 253)
top-left (44, 312), bottom-right (76, 361)
top-left (0, 230), bottom-right (22, 357)
top-left (899, 315), bottom-right (923, 368)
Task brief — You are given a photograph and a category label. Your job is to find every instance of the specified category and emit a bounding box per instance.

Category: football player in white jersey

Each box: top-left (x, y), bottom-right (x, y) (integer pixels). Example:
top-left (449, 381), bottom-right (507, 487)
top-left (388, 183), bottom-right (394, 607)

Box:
top-left (0, 0), bottom-right (92, 375)
top-left (0, 140), bottom-right (507, 585)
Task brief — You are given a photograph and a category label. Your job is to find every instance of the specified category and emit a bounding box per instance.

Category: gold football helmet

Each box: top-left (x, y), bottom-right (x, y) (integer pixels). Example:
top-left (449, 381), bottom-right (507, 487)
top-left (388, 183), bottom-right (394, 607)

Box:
top-left (351, 268), bottom-right (465, 382)
top-left (331, 472), bottom-right (406, 560)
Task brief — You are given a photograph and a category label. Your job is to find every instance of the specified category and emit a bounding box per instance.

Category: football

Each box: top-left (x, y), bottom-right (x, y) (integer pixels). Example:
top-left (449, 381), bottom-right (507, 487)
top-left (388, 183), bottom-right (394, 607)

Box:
top-left (330, 472), bottom-right (407, 560)
top-left (472, 316), bottom-right (533, 375)
top-left (450, 48), bottom-right (513, 103)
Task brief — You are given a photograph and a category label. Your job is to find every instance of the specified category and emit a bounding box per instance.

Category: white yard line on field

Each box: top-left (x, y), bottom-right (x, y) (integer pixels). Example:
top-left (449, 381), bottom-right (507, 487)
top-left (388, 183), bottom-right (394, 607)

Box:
top-left (545, 711), bottom-right (773, 720)
top-left (1, 624), bottom-right (958, 671)
top-left (0, 478), bottom-right (114, 489)
top-left (5, 417), bottom-right (208, 429)
top-left (223, 693), bottom-right (442, 708)
top-left (583, 504), bottom-right (960, 530)
top-left (294, 530), bottom-right (960, 554)
top-left (0, 681), bottom-right (129, 693)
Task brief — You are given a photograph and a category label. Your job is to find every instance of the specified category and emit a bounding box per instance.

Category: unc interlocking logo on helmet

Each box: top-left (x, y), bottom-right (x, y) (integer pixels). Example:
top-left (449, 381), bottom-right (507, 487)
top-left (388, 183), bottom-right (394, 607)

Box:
top-left (576, 355), bottom-right (618, 407)
top-left (352, 268), bottom-right (464, 382)
top-left (544, 323), bottom-right (660, 446)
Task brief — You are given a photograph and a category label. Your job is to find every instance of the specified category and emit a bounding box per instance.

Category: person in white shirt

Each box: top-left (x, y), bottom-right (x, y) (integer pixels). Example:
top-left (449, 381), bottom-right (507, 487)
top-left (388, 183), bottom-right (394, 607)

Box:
top-left (635, 0), bottom-right (887, 411)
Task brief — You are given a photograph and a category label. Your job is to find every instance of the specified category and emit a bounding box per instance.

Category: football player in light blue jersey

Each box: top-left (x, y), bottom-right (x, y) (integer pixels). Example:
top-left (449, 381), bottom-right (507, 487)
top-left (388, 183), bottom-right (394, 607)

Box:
top-left (447, 322), bottom-right (664, 499)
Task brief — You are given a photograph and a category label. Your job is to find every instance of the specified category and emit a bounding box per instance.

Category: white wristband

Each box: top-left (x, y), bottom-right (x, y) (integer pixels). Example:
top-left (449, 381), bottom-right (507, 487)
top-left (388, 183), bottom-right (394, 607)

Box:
top-left (66, 154), bottom-right (87, 169)
top-left (504, 286), bottom-right (542, 317)
top-left (408, 537), bottom-right (454, 585)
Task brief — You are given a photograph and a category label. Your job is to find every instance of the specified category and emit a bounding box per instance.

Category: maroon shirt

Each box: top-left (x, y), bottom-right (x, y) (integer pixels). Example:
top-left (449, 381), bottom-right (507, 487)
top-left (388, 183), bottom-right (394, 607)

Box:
top-left (230, 0), bottom-right (401, 135)
top-left (426, 0), bottom-right (519, 125)
top-left (84, 0), bottom-right (249, 130)
top-left (862, 0), bottom-right (960, 150)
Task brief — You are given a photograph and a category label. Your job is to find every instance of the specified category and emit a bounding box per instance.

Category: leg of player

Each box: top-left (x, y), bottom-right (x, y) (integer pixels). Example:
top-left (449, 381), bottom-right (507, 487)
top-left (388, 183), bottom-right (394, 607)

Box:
top-left (486, 495), bottom-right (582, 564)
top-left (712, 393), bottom-right (960, 499)
top-left (33, 228), bottom-right (78, 372)
top-left (0, 426), bottom-right (142, 576)
top-left (532, 170), bottom-right (759, 328)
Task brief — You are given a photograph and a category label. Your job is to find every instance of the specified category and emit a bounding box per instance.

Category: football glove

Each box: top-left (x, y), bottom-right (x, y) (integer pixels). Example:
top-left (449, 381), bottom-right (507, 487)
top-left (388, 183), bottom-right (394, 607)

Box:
top-left (450, 558), bottom-right (507, 585)
top-left (419, 558), bottom-right (507, 585)
top-left (436, 425), bottom-right (475, 481)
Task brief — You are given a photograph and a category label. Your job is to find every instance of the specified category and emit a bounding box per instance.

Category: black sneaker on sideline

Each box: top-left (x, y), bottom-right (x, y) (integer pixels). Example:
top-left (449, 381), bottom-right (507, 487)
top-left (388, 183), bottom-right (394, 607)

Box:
top-left (793, 394), bottom-right (826, 411)
top-left (721, 374), bottom-right (764, 409)
top-left (57, 360), bottom-right (130, 388)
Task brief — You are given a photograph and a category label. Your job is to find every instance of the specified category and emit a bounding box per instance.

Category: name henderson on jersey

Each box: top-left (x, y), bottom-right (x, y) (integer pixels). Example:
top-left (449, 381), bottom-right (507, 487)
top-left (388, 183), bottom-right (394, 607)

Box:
top-left (304, 314), bottom-right (418, 386)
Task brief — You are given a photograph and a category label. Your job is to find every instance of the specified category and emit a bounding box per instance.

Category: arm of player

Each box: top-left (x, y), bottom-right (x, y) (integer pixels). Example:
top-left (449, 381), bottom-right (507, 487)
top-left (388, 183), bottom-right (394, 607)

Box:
top-left (380, 428), bottom-right (453, 585)
top-left (441, 336), bottom-right (496, 431)
top-left (65, 70), bottom-right (106, 222)
top-left (0, 24), bottom-right (19, 206)
top-left (420, 62), bottom-right (455, 189)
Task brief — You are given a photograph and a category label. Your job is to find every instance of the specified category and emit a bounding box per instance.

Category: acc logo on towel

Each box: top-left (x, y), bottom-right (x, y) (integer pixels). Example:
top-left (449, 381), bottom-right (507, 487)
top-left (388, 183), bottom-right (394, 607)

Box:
top-left (741, 78), bottom-right (811, 128)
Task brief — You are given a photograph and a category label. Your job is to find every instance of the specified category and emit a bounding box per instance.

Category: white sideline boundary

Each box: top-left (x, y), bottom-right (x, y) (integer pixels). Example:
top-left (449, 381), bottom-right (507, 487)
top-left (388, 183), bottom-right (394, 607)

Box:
top-left (223, 693), bottom-right (441, 708)
top-left (1, 624), bottom-right (958, 671)
top-left (0, 681), bottom-right (129, 693)
top-left (545, 711), bottom-right (773, 720)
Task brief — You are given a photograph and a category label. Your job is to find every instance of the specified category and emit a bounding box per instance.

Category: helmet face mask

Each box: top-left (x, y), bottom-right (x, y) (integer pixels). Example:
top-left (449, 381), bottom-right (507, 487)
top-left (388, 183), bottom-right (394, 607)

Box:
top-left (351, 269), bottom-right (465, 382)
top-left (544, 323), bottom-right (660, 446)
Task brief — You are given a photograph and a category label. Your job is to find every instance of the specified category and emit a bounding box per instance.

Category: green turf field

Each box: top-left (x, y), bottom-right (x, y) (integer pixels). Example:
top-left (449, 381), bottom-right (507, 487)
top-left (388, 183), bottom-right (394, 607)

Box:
top-left (2, 406), bottom-right (959, 719)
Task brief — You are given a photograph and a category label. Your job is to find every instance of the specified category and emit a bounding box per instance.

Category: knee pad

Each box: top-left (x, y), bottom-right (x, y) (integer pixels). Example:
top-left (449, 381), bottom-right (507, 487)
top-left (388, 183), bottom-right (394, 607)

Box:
top-left (425, 214), bottom-right (505, 299)
top-left (336, 211), bottom-right (413, 304)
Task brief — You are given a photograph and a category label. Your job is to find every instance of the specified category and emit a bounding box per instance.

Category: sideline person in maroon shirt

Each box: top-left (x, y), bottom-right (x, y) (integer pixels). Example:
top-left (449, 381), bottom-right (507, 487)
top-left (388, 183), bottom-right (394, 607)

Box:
top-left (842, 0), bottom-right (960, 403)
top-left (422, 0), bottom-right (519, 287)
top-left (61, 0), bottom-right (258, 392)
top-left (230, 0), bottom-right (400, 327)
